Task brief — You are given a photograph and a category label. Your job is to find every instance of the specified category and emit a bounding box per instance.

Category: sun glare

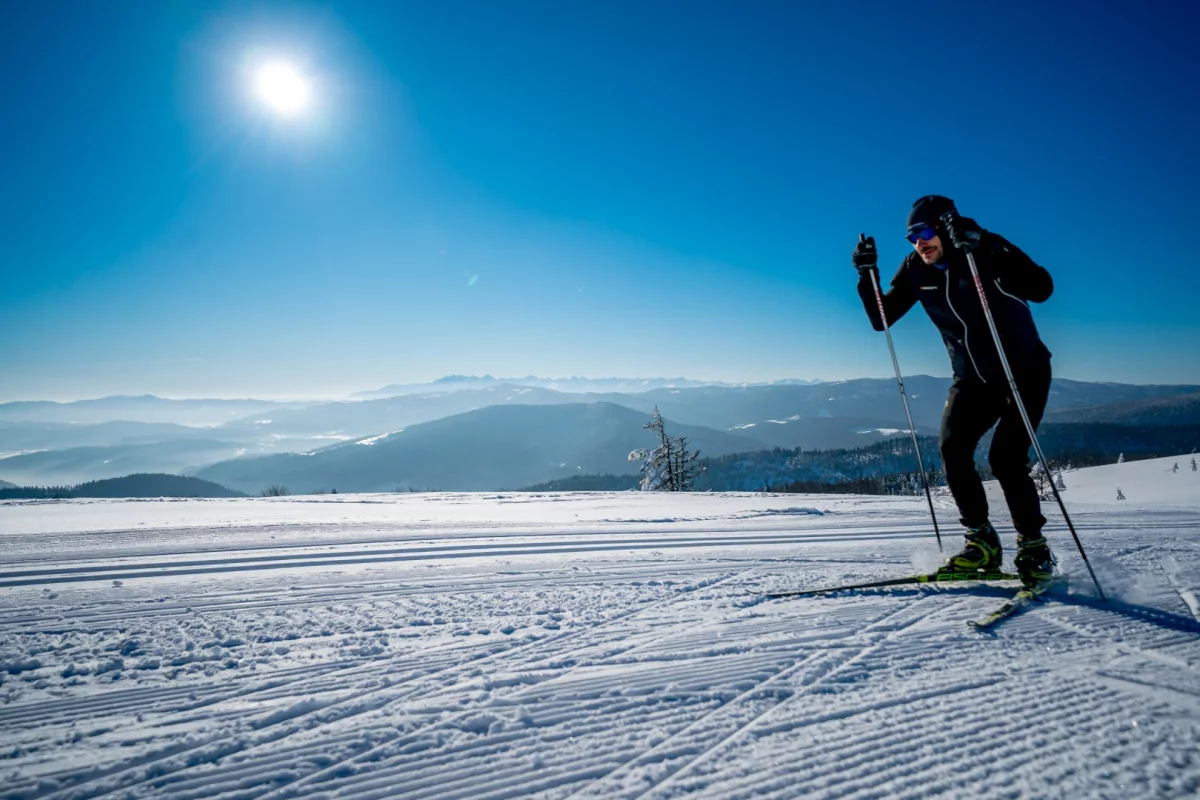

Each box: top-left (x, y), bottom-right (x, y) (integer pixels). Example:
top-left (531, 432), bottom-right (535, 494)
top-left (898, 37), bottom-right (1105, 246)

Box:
top-left (253, 62), bottom-right (311, 117)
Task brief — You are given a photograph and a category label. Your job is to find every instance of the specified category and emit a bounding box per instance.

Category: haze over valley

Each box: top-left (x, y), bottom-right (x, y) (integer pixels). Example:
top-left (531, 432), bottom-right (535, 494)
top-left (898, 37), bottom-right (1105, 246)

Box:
top-left (2, 375), bottom-right (1197, 495)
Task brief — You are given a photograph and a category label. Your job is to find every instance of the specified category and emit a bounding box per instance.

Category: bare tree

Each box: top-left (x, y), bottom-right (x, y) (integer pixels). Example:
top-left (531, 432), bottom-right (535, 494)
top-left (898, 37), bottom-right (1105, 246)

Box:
top-left (261, 485), bottom-right (291, 497)
top-left (670, 434), bottom-right (704, 491)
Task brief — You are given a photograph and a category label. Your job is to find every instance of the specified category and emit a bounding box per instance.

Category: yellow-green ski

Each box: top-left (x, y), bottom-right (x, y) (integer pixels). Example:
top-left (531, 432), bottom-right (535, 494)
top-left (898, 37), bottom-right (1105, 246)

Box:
top-left (968, 579), bottom-right (1054, 630)
top-left (759, 570), bottom-right (1019, 599)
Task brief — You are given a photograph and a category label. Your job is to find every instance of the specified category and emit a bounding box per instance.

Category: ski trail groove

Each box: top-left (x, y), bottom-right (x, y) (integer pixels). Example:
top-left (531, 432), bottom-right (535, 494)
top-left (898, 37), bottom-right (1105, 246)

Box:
top-left (57, 572), bottom-right (747, 800)
top-left (624, 596), bottom-right (947, 800)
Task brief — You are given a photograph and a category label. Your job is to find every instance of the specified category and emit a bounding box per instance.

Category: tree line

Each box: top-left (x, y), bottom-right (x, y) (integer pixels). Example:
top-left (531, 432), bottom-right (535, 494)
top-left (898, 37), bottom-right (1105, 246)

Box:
top-left (0, 473), bottom-right (244, 499)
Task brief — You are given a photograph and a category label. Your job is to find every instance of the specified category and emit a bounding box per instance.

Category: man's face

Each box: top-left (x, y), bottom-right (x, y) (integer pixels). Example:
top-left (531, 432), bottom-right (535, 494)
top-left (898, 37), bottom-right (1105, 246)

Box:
top-left (913, 230), bottom-right (944, 264)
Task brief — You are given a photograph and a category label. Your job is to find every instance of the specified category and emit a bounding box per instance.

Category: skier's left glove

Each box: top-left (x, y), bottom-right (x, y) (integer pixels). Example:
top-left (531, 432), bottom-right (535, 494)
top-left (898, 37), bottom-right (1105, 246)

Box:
top-left (941, 212), bottom-right (983, 252)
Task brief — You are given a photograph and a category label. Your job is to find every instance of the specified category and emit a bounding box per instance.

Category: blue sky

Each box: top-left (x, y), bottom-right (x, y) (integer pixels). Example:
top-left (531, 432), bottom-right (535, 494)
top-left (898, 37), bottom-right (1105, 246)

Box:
top-left (2, 1), bottom-right (1197, 400)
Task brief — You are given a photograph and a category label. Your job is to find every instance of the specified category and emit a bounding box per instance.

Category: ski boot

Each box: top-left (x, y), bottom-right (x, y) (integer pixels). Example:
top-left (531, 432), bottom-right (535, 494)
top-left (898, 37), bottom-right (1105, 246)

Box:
top-left (939, 522), bottom-right (1003, 577)
top-left (1014, 535), bottom-right (1055, 592)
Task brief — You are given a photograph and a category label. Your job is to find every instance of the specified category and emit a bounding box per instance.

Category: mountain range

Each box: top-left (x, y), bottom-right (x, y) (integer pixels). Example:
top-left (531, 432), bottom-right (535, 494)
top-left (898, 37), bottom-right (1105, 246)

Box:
top-left (195, 402), bottom-right (766, 493)
top-left (2, 377), bottom-right (1198, 492)
top-left (0, 396), bottom-right (287, 426)
top-left (349, 374), bottom-right (826, 399)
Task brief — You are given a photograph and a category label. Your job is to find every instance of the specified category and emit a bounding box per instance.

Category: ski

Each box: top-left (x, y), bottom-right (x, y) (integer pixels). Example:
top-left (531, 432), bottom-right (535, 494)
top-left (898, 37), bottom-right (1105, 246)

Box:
top-left (1161, 559), bottom-right (1200, 622)
top-left (757, 570), bottom-right (1018, 599)
top-left (968, 581), bottom-right (1053, 630)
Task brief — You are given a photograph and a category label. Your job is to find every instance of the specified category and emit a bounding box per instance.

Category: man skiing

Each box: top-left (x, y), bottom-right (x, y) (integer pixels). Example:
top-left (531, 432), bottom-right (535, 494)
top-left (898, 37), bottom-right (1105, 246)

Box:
top-left (852, 195), bottom-right (1055, 590)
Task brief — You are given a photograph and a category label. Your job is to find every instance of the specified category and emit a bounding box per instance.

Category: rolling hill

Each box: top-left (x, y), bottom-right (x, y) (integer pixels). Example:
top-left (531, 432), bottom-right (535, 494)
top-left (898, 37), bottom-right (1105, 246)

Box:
top-left (195, 403), bottom-right (768, 494)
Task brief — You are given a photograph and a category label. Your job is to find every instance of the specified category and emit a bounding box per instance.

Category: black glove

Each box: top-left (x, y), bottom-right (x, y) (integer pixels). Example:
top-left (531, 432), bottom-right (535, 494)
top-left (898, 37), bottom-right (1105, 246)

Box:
top-left (852, 234), bottom-right (878, 273)
top-left (940, 212), bottom-right (983, 252)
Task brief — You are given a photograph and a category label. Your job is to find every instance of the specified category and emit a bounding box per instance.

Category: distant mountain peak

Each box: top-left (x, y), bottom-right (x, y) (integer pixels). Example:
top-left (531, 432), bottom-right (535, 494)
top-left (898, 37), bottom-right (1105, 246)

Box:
top-left (352, 375), bottom-right (827, 399)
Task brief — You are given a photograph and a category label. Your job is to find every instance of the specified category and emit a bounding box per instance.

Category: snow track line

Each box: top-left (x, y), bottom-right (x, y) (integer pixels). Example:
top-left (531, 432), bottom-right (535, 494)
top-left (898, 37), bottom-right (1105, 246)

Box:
top-left (34, 572), bottom-right (743, 800)
top-left (5, 513), bottom-right (1170, 574)
top-left (0, 532), bottom-right (923, 588)
top-left (0, 536), bottom-right (806, 582)
top-left (0, 520), bottom-right (870, 565)
top-left (2, 518), bottom-right (1180, 590)
top-left (29, 643), bottom-right (526, 800)
top-left (204, 586), bottom-right (806, 800)
top-left (0, 656), bottom-right (401, 734)
top-left (15, 634), bottom-right (511, 799)
top-left (0, 562), bottom-right (744, 642)
top-left (618, 596), bottom-right (946, 800)
top-left (556, 653), bottom-right (832, 800)
top-left (663, 598), bottom-right (1195, 799)
top-left (238, 572), bottom-right (750, 800)
top-left (713, 672), bottom-right (1148, 799)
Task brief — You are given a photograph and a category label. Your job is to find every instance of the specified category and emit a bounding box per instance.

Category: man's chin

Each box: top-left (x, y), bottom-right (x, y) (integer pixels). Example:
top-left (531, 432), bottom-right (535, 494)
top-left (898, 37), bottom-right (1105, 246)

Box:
top-left (919, 252), bottom-right (938, 264)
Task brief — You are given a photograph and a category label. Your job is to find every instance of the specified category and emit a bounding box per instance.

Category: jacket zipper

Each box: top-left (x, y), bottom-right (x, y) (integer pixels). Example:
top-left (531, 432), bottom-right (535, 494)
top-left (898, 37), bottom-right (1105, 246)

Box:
top-left (993, 277), bottom-right (1029, 307)
top-left (945, 274), bottom-right (986, 383)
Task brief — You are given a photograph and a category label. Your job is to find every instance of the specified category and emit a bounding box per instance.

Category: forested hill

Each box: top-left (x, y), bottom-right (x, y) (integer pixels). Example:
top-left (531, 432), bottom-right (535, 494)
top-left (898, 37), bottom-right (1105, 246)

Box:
top-left (1044, 391), bottom-right (1200, 426)
top-left (0, 473), bottom-right (245, 499)
top-left (523, 422), bottom-right (1200, 493)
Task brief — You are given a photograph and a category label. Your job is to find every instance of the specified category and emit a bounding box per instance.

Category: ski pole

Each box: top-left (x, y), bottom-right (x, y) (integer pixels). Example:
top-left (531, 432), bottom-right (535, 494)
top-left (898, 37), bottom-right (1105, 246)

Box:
top-left (962, 248), bottom-right (1105, 600)
top-left (862, 235), bottom-right (943, 552)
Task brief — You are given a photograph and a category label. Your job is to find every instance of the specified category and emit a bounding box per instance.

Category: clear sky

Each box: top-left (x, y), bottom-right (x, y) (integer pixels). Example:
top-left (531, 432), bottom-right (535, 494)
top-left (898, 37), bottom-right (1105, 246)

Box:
top-left (2, 0), bottom-right (1197, 401)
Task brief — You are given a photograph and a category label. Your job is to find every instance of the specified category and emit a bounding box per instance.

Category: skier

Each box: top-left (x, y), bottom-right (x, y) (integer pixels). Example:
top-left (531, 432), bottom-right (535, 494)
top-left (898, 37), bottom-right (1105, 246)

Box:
top-left (852, 195), bottom-right (1055, 589)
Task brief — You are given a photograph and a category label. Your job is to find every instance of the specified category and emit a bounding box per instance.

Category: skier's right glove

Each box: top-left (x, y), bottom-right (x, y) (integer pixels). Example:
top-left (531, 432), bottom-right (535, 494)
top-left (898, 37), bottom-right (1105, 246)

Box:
top-left (852, 234), bottom-right (878, 273)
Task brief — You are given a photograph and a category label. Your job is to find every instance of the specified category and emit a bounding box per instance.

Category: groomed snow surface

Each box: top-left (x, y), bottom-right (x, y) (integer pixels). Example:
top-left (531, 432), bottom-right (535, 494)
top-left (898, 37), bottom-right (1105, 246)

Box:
top-left (2, 454), bottom-right (1198, 799)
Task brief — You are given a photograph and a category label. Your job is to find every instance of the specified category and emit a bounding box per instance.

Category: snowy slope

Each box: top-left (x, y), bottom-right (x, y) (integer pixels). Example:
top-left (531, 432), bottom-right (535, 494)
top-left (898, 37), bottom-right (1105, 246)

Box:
top-left (984, 452), bottom-right (1200, 513)
top-left (1051, 453), bottom-right (1198, 507)
top-left (1, 457), bottom-right (1198, 799)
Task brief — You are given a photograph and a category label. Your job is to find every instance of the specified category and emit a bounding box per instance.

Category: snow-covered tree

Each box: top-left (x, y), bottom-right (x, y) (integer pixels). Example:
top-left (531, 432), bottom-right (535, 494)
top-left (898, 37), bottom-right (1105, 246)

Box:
top-left (1055, 473), bottom-right (1066, 491)
top-left (1172, 462), bottom-right (1180, 473)
top-left (1030, 463), bottom-right (1052, 500)
top-left (627, 407), bottom-right (702, 492)
top-left (1117, 453), bottom-right (1125, 463)
top-left (1116, 487), bottom-right (1126, 500)
top-left (627, 446), bottom-right (666, 491)
top-left (1191, 457), bottom-right (1197, 471)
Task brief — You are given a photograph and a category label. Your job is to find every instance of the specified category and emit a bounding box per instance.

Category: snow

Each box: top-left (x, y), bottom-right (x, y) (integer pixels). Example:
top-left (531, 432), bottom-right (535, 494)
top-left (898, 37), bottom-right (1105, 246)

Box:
top-left (0, 451), bottom-right (44, 460)
top-left (1, 456), bottom-right (1198, 799)
top-left (355, 431), bottom-right (403, 446)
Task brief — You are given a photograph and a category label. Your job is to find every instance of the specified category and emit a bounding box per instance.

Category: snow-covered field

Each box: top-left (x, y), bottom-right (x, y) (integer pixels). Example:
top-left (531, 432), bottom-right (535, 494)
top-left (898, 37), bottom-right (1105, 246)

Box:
top-left (2, 455), bottom-right (1198, 799)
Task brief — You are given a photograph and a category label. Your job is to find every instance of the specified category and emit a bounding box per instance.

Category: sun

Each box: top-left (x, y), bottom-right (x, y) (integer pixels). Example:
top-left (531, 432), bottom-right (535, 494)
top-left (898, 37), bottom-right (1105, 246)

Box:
top-left (253, 62), bottom-right (311, 117)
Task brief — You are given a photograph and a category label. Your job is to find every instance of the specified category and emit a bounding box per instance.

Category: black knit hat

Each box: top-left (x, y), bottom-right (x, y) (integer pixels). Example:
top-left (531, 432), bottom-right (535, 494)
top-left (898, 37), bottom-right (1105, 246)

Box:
top-left (907, 195), bottom-right (957, 231)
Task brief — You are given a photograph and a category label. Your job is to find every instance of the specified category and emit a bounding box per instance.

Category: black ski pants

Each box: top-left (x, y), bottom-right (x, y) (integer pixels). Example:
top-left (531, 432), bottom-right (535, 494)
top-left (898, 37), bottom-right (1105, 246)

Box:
top-left (938, 361), bottom-right (1052, 539)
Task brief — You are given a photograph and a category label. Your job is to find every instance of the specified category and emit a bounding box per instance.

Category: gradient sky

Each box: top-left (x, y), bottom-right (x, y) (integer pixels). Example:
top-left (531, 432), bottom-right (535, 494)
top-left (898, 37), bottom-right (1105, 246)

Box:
top-left (2, 0), bottom-right (1197, 401)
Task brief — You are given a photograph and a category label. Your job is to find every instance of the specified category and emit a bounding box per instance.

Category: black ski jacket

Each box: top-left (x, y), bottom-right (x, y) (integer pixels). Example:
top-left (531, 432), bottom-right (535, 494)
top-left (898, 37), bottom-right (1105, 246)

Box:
top-left (857, 232), bottom-right (1053, 383)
